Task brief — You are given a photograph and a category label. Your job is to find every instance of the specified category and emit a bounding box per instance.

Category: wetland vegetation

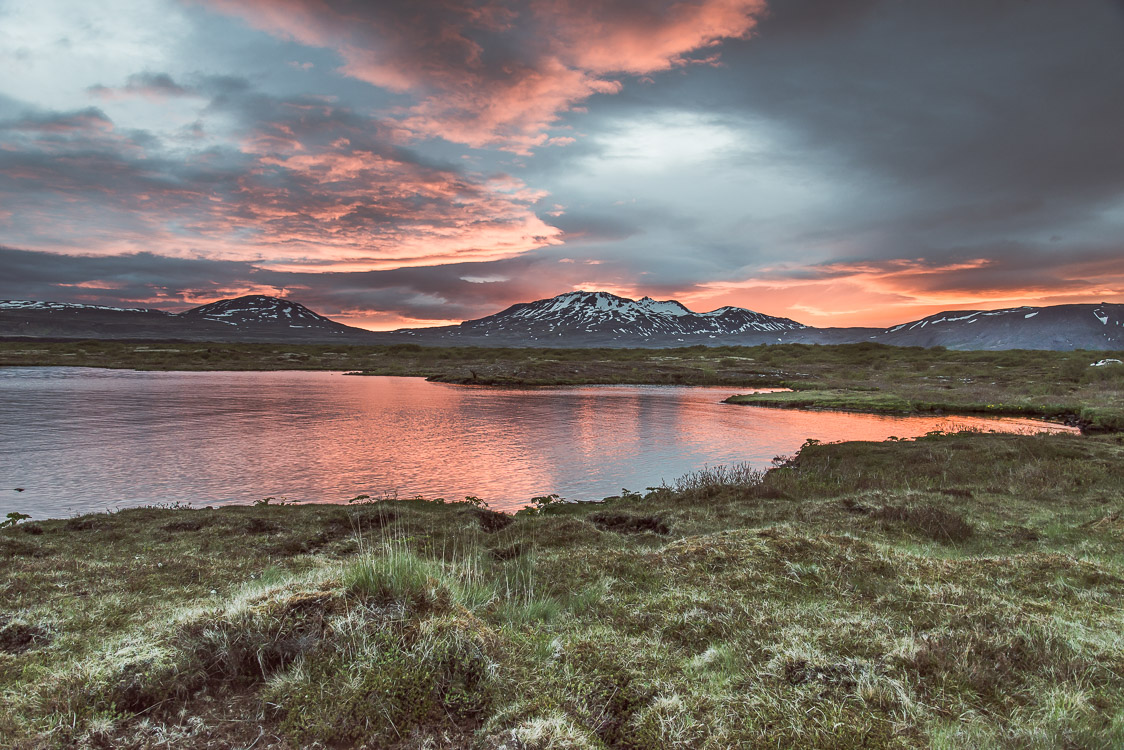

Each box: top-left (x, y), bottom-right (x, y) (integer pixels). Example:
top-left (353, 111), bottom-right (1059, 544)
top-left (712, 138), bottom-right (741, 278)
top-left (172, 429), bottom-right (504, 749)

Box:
top-left (3, 431), bottom-right (1124, 748)
top-left (2, 339), bottom-right (1123, 747)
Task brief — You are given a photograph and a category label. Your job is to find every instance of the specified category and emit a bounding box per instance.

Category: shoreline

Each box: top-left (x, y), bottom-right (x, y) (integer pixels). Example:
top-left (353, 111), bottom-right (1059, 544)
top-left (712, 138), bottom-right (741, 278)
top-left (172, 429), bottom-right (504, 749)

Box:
top-left (4, 431), bottom-right (1124, 746)
top-left (723, 390), bottom-right (1094, 431)
top-left (6, 350), bottom-right (1118, 432)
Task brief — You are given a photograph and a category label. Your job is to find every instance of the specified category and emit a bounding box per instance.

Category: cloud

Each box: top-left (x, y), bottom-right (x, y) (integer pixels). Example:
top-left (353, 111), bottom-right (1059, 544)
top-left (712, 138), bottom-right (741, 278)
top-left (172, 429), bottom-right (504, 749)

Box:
top-left (682, 243), bottom-right (1124, 326)
top-left (0, 83), bottom-right (562, 268)
top-left (3, 0), bottom-right (1123, 327)
top-left (4, 233), bottom-right (1121, 331)
top-left (0, 244), bottom-right (662, 328)
top-left (88, 72), bottom-right (195, 99)
top-left (197, 0), bottom-right (767, 152)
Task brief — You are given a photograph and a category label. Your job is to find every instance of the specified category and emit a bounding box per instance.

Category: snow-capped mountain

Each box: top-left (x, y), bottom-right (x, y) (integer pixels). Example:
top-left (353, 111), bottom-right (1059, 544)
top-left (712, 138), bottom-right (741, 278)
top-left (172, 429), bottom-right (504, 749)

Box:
top-left (2, 292), bottom-right (1121, 350)
top-left (178, 295), bottom-right (351, 333)
top-left (435, 291), bottom-right (806, 344)
top-left (0, 300), bottom-right (160, 314)
top-left (876, 303), bottom-right (1124, 350)
top-left (0, 295), bottom-right (382, 343)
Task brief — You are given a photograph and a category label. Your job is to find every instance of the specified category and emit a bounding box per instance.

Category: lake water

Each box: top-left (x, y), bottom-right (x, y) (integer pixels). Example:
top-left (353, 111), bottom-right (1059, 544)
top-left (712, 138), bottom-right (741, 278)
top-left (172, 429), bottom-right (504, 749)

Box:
top-left (0, 367), bottom-right (1074, 518)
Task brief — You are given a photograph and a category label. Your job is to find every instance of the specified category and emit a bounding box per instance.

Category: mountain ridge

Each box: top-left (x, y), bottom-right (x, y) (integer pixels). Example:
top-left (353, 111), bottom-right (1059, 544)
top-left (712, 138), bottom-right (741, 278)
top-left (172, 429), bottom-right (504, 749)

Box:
top-left (441, 290), bottom-right (807, 344)
top-left (1, 292), bottom-right (1122, 351)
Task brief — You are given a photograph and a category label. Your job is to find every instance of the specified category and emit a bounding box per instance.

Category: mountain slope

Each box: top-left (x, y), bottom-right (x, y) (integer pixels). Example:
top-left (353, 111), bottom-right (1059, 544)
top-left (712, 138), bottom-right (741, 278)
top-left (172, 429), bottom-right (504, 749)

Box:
top-left (0, 300), bottom-right (186, 340)
top-left (178, 295), bottom-right (359, 337)
top-left (2, 292), bottom-right (1122, 350)
top-left (877, 303), bottom-right (1124, 350)
top-left (0, 296), bottom-right (392, 343)
top-left (408, 290), bottom-right (808, 346)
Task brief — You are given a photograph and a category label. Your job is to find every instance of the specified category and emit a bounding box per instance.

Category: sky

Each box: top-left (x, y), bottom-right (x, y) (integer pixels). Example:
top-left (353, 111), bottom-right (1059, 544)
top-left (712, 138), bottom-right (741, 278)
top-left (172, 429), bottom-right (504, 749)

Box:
top-left (1, 0), bottom-right (1122, 330)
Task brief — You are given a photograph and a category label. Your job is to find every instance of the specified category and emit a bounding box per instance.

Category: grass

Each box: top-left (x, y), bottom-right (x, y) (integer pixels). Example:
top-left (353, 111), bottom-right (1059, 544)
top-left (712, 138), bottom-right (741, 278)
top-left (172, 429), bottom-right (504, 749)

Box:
top-left (3, 430), bottom-right (1124, 747)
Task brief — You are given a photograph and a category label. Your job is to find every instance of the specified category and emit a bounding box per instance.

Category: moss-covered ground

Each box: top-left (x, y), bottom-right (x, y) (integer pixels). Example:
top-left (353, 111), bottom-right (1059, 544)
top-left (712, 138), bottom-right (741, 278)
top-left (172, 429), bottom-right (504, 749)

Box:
top-left (4, 431), bottom-right (1124, 748)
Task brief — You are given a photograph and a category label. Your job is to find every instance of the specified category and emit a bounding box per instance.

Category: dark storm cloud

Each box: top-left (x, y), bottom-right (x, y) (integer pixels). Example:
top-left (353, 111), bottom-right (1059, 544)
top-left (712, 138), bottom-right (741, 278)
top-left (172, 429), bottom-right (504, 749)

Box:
top-left (2, 0), bottom-right (1121, 326)
top-left (684, 0), bottom-right (1124, 226)
top-left (0, 243), bottom-right (658, 325)
top-left (549, 211), bottom-right (643, 243)
top-left (500, 0), bottom-right (1124, 315)
top-left (201, 0), bottom-right (766, 151)
top-left (0, 245), bottom-right (265, 305)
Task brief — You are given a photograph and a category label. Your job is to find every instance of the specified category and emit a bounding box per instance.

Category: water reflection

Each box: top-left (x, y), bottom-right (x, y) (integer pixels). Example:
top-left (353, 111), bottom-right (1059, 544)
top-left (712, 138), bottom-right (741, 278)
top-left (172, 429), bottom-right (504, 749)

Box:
top-left (0, 368), bottom-right (1074, 518)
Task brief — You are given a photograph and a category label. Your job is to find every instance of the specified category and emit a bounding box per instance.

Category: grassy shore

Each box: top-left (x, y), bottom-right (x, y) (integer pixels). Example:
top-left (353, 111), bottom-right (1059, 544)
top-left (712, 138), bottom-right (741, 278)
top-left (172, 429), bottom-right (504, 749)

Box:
top-left (721, 344), bottom-right (1124, 432)
top-left (2, 340), bottom-right (1122, 430)
top-left (3, 431), bottom-right (1124, 748)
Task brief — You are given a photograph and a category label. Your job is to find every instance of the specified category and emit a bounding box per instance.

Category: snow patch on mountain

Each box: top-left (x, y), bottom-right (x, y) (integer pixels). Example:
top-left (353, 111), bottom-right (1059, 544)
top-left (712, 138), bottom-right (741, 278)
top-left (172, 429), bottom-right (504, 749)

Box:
top-left (0, 300), bottom-right (156, 313)
top-left (454, 290), bottom-right (806, 341)
top-left (178, 295), bottom-right (346, 332)
top-left (885, 307), bottom-right (1040, 333)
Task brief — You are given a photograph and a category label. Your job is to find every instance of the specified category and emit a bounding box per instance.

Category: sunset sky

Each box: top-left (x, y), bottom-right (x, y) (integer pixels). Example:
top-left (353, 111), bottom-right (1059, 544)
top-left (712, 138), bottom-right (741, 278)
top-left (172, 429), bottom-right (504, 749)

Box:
top-left (1, 0), bottom-right (1122, 330)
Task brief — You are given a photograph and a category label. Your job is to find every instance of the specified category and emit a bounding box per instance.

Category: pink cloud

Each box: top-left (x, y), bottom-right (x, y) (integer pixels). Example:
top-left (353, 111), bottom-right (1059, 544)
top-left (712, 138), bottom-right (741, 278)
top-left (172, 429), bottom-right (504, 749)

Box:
top-left (196, 0), bottom-right (766, 152)
top-left (0, 99), bottom-right (561, 270)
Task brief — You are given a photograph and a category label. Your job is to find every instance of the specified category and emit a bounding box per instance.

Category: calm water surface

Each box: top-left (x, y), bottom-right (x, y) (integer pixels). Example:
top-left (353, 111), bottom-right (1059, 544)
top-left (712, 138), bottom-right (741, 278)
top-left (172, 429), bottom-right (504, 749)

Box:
top-left (0, 367), bottom-right (1073, 517)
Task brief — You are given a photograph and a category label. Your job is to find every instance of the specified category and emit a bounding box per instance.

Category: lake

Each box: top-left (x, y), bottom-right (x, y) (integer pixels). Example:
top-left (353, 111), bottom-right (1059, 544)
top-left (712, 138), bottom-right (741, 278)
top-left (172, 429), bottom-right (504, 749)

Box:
top-left (0, 367), bottom-right (1074, 518)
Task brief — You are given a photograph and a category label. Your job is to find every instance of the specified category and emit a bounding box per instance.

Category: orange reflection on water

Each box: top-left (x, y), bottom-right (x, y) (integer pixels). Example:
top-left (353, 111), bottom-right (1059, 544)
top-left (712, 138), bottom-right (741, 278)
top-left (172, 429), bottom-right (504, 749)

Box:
top-left (0, 369), bottom-right (1076, 518)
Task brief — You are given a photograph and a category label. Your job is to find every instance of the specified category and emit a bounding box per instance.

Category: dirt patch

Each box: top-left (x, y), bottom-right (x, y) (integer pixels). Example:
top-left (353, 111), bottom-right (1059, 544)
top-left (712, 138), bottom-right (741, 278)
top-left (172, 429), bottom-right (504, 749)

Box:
top-left (1005, 525), bottom-right (1042, 543)
top-left (840, 497), bottom-right (974, 542)
top-left (872, 504), bottom-right (974, 543)
top-left (64, 517), bottom-right (100, 531)
top-left (488, 542), bottom-right (525, 561)
top-left (276, 590), bottom-right (342, 617)
top-left (342, 505), bottom-right (399, 530)
top-left (244, 517), bottom-right (283, 534)
top-left (468, 506), bottom-right (514, 533)
top-left (266, 512), bottom-right (387, 556)
top-left (839, 497), bottom-right (874, 515)
top-left (783, 658), bottom-right (878, 689)
top-left (0, 537), bottom-right (46, 559)
top-left (1082, 511), bottom-right (1124, 532)
top-left (588, 512), bottom-right (670, 535)
top-left (0, 618), bottom-right (50, 654)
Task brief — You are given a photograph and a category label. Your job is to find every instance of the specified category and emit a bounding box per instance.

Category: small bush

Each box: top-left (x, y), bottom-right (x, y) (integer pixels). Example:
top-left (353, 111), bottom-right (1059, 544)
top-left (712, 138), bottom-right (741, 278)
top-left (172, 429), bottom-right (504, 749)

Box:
top-left (667, 463), bottom-right (766, 499)
top-left (344, 549), bottom-right (442, 607)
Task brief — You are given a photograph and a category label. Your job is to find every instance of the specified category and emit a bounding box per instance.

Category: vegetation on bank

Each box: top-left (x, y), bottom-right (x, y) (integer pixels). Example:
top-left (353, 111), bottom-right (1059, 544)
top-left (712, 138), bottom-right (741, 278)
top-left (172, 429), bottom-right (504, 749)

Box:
top-left (3, 431), bottom-right (1124, 748)
top-left (719, 344), bottom-right (1124, 432)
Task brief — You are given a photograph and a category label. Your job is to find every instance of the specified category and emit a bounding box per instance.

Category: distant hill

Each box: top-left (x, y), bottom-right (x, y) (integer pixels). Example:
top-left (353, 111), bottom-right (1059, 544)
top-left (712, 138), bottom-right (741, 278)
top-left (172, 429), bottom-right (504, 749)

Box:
top-left (1, 292), bottom-right (1121, 350)
top-left (0, 296), bottom-right (392, 344)
top-left (176, 296), bottom-right (362, 339)
top-left (875, 303), bottom-right (1124, 350)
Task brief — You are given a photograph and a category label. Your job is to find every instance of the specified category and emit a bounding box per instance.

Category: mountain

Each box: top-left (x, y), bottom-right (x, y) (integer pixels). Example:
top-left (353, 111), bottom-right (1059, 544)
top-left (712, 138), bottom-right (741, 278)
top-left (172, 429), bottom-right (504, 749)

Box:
top-left (0, 296), bottom-right (393, 344)
top-left (412, 290), bottom-right (808, 346)
top-left (876, 303), bottom-right (1124, 350)
top-left (177, 295), bottom-right (359, 337)
top-left (1, 292), bottom-right (1122, 350)
top-left (0, 299), bottom-right (182, 340)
